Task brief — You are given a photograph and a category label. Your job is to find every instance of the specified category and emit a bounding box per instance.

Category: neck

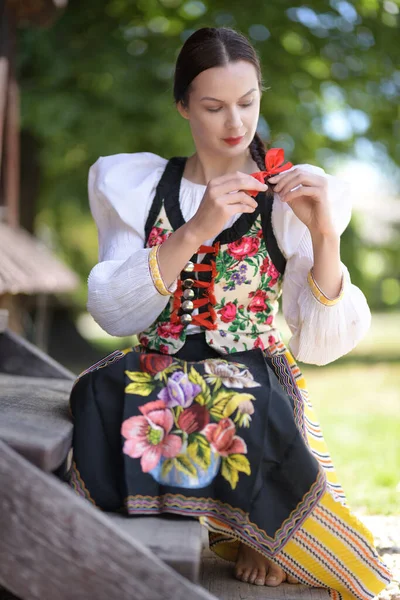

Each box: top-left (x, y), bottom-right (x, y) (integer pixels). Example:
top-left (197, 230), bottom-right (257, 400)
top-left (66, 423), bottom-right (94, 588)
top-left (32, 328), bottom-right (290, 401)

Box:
top-left (184, 148), bottom-right (258, 186)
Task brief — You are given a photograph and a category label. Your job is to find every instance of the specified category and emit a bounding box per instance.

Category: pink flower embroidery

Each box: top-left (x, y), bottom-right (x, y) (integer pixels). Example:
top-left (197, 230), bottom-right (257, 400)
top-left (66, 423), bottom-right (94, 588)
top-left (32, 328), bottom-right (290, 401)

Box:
top-left (217, 302), bottom-right (237, 323)
top-left (121, 399), bottom-right (182, 472)
top-left (148, 226), bottom-right (170, 247)
top-left (203, 418), bottom-right (247, 457)
top-left (266, 262), bottom-right (280, 285)
top-left (227, 237), bottom-right (260, 261)
top-left (157, 322), bottom-right (184, 340)
top-left (253, 337), bottom-right (265, 350)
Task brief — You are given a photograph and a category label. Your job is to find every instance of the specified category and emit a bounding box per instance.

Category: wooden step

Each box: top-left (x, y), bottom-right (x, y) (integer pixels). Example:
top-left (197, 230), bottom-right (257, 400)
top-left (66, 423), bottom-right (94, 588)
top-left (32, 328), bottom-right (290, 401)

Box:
top-left (107, 514), bottom-right (203, 583)
top-left (200, 548), bottom-right (330, 600)
top-left (0, 373), bottom-right (73, 472)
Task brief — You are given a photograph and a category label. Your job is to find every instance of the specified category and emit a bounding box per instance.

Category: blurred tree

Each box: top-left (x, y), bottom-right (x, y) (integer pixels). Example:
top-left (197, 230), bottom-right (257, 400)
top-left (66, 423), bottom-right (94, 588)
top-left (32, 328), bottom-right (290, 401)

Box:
top-left (16, 0), bottom-right (400, 309)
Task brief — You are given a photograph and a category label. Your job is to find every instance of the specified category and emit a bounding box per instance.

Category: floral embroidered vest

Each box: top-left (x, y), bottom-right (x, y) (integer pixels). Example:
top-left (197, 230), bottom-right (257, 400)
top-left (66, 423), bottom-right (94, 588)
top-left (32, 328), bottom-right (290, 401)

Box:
top-left (138, 157), bottom-right (286, 355)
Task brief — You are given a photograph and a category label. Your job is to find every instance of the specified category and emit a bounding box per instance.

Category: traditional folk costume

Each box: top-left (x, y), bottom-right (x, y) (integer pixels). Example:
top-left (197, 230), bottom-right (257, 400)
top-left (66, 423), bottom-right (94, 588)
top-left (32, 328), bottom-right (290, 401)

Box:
top-left (69, 150), bottom-right (391, 600)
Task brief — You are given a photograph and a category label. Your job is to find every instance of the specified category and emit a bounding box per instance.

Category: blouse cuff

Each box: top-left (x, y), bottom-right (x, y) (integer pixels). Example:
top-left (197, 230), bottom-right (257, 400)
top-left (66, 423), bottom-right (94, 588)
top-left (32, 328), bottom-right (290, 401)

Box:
top-left (307, 268), bottom-right (345, 307)
top-left (148, 245), bottom-right (177, 296)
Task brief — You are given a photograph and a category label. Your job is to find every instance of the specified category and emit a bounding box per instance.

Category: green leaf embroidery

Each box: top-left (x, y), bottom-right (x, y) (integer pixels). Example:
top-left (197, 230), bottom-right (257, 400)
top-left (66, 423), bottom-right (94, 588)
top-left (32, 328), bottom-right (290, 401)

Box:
top-left (174, 454), bottom-right (197, 477)
top-left (221, 457), bottom-right (239, 490)
top-left (187, 439), bottom-right (211, 470)
top-left (124, 371), bottom-right (155, 396)
top-left (209, 390), bottom-right (236, 421)
top-left (226, 454), bottom-right (251, 475)
top-left (189, 367), bottom-right (211, 405)
top-left (161, 458), bottom-right (174, 478)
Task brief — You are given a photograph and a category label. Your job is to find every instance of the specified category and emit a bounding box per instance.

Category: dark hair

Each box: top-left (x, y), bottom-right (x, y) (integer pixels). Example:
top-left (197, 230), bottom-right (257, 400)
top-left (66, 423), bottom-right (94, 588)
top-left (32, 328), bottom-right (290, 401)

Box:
top-left (173, 27), bottom-right (267, 171)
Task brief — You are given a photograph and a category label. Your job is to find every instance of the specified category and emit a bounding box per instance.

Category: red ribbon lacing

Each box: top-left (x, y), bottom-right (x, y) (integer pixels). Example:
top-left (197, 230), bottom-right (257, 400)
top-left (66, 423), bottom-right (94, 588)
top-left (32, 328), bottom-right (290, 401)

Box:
top-left (171, 243), bottom-right (219, 330)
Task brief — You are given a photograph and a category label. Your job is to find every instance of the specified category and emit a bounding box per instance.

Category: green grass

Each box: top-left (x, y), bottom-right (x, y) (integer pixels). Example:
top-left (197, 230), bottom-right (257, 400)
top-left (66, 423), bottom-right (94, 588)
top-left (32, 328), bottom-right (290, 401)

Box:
top-left (302, 363), bottom-right (400, 515)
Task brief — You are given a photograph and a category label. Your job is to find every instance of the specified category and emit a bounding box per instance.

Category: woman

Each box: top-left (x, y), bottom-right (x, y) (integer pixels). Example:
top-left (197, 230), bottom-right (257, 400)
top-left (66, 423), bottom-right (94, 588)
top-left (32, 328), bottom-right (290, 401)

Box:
top-left (69, 27), bottom-right (391, 598)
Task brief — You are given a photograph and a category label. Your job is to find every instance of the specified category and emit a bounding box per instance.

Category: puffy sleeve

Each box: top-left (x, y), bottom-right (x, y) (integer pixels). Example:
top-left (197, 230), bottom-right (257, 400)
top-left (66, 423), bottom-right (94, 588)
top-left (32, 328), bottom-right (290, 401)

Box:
top-left (86, 152), bottom-right (175, 337)
top-left (272, 164), bottom-right (371, 366)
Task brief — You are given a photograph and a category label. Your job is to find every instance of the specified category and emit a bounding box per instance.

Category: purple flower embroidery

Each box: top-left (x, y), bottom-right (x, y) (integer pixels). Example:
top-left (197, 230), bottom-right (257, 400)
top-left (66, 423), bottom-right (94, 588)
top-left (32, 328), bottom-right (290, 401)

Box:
top-left (157, 371), bottom-right (201, 408)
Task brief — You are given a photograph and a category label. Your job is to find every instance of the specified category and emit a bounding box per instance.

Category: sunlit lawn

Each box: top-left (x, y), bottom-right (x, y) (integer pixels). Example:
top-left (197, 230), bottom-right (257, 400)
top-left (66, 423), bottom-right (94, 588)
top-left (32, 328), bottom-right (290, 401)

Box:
top-left (85, 312), bottom-right (400, 515)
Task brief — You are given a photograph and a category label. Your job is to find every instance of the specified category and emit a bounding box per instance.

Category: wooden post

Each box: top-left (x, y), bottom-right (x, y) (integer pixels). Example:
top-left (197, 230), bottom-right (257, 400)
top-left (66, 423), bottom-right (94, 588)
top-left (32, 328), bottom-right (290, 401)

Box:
top-left (4, 1), bottom-right (19, 228)
top-left (0, 0), bottom-right (9, 187)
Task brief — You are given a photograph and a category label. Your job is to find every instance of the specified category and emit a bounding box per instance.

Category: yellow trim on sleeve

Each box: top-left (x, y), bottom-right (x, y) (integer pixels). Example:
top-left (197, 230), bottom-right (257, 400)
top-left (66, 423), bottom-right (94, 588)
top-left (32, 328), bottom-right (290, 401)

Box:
top-left (307, 269), bottom-right (344, 306)
top-left (149, 245), bottom-right (172, 296)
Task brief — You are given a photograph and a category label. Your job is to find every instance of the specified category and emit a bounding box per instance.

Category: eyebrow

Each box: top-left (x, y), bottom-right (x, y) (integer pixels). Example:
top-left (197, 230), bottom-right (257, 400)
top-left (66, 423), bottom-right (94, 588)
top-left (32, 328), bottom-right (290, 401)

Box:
top-left (200, 88), bottom-right (257, 102)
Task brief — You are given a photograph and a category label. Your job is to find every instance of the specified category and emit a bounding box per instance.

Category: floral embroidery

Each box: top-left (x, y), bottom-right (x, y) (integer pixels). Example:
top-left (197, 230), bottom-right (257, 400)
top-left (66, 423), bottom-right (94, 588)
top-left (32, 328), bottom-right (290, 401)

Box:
top-left (122, 400), bottom-right (183, 472)
top-left (122, 357), bottom-right (257, 489)
top-left (140, 204), bottom-right (283, 355)
top-left (203, 359), bottom-right (260, 389)
top-left (147, 219), bottom-right (171, 247)
top-left (157, 371), bottom-right (201, 408)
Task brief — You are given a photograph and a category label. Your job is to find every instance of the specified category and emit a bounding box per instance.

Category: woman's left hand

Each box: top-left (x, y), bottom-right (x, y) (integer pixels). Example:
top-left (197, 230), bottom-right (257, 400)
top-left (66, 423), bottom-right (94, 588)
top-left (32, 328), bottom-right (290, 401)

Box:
top-left (268, 167), bottom-right (336, 237)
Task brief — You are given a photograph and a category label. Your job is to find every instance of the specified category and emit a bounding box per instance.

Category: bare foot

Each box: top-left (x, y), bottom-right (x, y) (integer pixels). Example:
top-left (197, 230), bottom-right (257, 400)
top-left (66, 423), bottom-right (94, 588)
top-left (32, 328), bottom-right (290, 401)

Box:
top-left (235, 543), bottom-right (300, 586)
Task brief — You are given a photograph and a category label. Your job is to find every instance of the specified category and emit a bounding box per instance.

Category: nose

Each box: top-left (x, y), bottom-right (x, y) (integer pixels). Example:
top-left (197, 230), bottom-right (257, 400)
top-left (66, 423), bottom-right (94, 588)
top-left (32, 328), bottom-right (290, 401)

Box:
top-left (225, 107), bottom-right (243, 130)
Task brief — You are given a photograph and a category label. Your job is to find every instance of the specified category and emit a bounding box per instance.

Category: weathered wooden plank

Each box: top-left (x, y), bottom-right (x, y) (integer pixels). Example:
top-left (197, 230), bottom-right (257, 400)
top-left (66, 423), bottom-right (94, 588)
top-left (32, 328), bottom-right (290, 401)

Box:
top-left (107, 514), bottom-right (203, 583)
top-left (200, 549), bottom-right (330, 600)
top-left (0, 329), bottom-right (76, 379)
top-left (0, 373), bottom-right (73, 471)
top-left (0, 441), bottom-right (218, 600)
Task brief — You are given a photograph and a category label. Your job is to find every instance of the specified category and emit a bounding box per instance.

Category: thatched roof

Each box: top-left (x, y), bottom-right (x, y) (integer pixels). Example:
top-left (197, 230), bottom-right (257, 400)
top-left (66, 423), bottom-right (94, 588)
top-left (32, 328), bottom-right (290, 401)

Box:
top-left (6, 0), bottom-right (68, 27)
top-left (0, 222), bottom-right (79, 295)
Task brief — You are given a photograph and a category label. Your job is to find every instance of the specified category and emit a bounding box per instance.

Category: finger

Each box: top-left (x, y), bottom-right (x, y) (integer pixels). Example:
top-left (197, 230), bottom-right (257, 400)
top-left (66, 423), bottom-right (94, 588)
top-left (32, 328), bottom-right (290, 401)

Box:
top-left (222, 191), bottom-right (258, 209)
top-left (280, 186), bottom-right (321, 204)
top-left (211, 172), bottom-right (268, 196)
top-left (270, 170), bottom-right (323, 196)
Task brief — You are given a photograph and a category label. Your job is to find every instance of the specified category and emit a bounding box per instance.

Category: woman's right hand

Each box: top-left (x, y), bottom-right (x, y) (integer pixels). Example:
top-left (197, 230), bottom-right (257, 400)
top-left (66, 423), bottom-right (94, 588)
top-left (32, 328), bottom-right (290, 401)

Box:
top-left (187, 172), bottom-right (268, 243)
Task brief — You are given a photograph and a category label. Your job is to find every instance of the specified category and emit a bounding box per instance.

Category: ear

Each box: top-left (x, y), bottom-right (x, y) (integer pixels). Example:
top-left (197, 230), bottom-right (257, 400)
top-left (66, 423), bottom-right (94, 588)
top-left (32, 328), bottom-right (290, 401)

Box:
top-left (177, 100), bottom-right (190, 120)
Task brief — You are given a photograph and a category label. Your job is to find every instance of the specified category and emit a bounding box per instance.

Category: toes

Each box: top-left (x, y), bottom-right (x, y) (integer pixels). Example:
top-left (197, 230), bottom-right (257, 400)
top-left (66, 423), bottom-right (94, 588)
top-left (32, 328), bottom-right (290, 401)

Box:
top-left (255, 568), bottom-right (267, 586)
top-left (287, 575), bottom-right (300, 584)
top-left (249, 568), bottom-right (259, 584)
top-left (241, 568), bottom-right (252, 583)
top-left (265, 563), bottom-right (286, 587)
top-left (235, 567), bottom-right (244, 580)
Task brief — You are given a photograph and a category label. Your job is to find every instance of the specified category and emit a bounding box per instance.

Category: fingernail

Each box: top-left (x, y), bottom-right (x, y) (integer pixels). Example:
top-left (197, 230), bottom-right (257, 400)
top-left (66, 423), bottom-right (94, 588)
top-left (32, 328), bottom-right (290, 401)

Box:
top-left (261, 183), bottom-right (268, 189)
top-left (267, 576), bottom-right (277, 582)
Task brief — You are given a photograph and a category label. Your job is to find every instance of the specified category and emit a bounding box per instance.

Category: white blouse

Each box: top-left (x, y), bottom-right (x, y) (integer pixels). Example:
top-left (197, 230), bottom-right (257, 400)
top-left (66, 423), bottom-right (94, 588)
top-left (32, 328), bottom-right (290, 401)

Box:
top-left (86, 151), bottom-right (371, 366)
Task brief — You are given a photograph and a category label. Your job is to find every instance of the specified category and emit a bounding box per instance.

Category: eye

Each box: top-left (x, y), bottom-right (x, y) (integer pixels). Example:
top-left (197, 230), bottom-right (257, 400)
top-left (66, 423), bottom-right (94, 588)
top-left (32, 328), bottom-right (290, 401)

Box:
top-left (207, 107), bottom-right (222, 113)
top-left (240, 101), bottom-right (253, 108)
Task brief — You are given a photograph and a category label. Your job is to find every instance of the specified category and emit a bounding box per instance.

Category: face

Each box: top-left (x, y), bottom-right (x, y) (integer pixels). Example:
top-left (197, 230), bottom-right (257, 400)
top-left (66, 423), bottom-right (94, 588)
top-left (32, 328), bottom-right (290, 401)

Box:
top-left (178, 60), bottom-right (261, 155)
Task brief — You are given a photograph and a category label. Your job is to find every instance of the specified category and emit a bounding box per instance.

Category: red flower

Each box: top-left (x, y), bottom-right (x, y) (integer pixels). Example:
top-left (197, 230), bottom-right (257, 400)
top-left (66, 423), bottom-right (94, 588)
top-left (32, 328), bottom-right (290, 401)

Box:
top-left (227, 237), bottom-right (260, 261)
top-left (260, 256), bottom-right (271, 275)
top-left (203, 418), bottom-right (247, 457)
top-left (159, 344), bottom-right (170, 354)
top-left (265, 315), bottom-right (274, 325)
top-left (266, 262), bottom-right (280, 284)
top-left (178, 405), bottom-right (210, 434)
top-left (140, 336), bottom-right (149, 347)
top-left (139, 353), bottom-right (173, 375)
top-left (253, 337), bottom-right (265, 350)
top-left (268, 335), bottom-right (276, 346)
top-left (148, 226), bottom-right (170, 247)
top-left (217, 302), bottom-right (237, 323)
top-left (248, 148), bottom-right (293, 197)
top-left (257, 229), bottom-right (263, 238)
top-left (157, 322), bottom-right (184, 340)
top-left (248, 289), bottom-right (268, 313)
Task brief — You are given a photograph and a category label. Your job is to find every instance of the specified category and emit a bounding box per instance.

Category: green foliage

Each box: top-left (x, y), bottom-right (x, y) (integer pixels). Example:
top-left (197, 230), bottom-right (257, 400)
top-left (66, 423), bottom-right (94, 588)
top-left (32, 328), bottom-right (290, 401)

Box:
top-left (16, 0), bottom-right (400, 309)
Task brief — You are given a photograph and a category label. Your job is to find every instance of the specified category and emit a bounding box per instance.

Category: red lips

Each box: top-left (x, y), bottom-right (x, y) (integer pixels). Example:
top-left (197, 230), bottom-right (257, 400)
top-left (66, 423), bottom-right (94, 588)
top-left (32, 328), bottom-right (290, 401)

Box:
top-left (223, 136), bottom-right (244, 146)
